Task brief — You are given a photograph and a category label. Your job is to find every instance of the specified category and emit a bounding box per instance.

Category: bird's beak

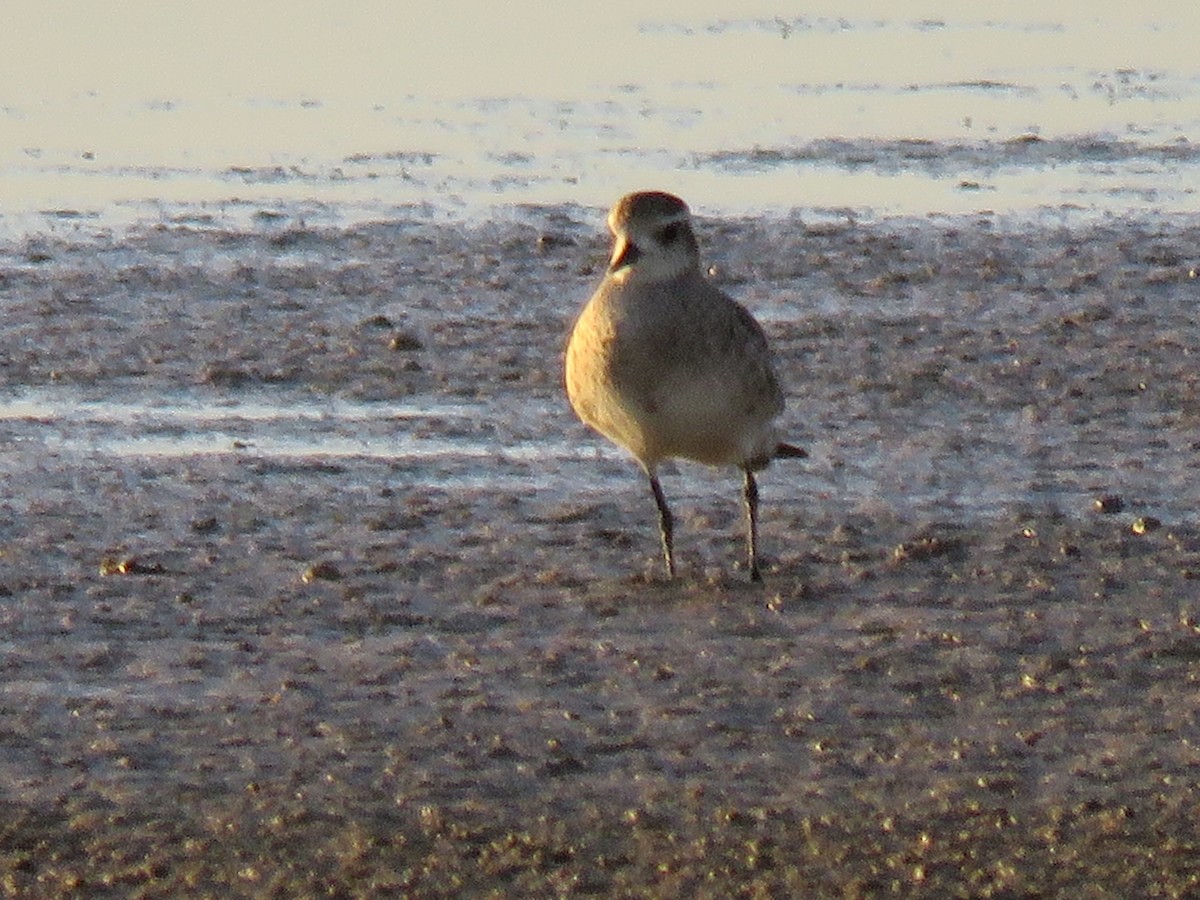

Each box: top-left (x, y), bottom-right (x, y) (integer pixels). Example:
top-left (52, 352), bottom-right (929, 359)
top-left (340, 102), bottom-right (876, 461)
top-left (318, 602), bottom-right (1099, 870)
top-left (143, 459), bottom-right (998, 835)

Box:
top-left (609, 236), bottom-right (642, 272)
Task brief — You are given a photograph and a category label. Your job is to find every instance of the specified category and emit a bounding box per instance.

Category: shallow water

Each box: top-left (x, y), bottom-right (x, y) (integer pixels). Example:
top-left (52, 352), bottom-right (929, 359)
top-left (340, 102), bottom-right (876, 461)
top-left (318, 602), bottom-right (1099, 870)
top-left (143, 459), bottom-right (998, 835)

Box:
top-left (0, 390), bottom-right (599, 492)
top-left (3, 2), bottom-right (1199, 237)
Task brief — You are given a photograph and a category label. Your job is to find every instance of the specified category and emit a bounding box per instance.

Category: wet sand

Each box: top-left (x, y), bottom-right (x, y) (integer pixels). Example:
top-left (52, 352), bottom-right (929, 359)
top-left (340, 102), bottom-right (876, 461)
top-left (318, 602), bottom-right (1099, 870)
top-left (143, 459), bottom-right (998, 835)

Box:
top-left (3, 209), bottom-right (1200, 896)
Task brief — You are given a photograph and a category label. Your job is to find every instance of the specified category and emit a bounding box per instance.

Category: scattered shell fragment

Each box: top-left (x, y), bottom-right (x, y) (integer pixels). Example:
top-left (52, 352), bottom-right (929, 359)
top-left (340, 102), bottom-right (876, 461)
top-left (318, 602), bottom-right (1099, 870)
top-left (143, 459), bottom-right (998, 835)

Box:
top-left (99, 556), bottom-right (165, 576)
top-left (1093, 495), bottom-right (1124, 515)
top-left (99, 557), bottom-right (131, 576)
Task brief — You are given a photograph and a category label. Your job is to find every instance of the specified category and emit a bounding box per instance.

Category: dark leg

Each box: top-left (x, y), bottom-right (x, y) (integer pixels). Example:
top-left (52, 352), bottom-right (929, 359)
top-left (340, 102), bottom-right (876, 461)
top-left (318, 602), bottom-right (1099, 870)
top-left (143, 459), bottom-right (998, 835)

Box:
top-left (743, 468), bottom-right (762, 582)
top-left (648, 472), bottom-right (675, 578)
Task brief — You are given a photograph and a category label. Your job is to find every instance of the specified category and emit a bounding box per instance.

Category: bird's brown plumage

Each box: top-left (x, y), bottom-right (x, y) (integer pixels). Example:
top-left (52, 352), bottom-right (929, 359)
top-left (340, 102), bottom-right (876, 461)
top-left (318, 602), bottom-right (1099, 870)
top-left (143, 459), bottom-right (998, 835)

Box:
top-left (565, 191), bottom-right (805, 580)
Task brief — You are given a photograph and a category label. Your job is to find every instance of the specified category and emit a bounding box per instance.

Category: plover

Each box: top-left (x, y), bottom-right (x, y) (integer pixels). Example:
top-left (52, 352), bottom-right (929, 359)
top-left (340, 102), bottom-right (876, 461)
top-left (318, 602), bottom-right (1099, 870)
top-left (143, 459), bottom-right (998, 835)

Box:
top-left (564, 191), bottom-right (805, 581)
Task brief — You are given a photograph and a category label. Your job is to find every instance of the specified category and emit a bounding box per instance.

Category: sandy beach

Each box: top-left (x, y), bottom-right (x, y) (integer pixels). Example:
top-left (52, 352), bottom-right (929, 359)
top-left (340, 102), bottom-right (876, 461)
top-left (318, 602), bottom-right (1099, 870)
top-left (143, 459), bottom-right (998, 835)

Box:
top-left (1, 209), bottom-right (1199, 896)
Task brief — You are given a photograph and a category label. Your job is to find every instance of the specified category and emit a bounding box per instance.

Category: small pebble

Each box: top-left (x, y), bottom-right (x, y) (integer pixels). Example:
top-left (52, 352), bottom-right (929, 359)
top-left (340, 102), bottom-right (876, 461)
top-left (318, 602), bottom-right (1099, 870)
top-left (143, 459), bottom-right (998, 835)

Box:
top-left (301, 562), bottom-right (342, 583)
top-left (389, 332), bottom-right (423, 352)
top-left (536, 233), bottom-right (574, 251)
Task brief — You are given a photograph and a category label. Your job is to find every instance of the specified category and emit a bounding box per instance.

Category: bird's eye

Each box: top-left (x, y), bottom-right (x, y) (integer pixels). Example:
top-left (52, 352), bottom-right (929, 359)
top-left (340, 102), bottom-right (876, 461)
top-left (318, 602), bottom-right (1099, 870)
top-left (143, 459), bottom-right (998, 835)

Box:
top-left (658, 223), bottom-right (682, 244)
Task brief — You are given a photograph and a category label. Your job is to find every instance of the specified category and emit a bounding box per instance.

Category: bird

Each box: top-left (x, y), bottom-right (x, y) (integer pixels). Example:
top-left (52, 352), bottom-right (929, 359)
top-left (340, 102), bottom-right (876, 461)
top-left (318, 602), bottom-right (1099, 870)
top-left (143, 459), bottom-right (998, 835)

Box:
top-left (564, 190), bottom-right (805, 581)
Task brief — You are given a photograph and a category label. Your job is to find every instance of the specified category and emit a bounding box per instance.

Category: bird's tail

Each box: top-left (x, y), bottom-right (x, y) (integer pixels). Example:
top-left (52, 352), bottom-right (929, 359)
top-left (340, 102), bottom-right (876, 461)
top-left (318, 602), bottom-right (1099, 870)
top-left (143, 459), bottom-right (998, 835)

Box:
top-left (775, 442), bottom-right (808, 460)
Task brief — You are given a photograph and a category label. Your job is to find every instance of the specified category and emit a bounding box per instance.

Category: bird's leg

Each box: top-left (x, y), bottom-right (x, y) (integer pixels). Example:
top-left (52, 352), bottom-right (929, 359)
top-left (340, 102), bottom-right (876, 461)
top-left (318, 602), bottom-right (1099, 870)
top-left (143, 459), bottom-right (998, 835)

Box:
top-left (742, 468), bottom-right (762, 582)
top-left (648, 471), bottom-right (675, 578)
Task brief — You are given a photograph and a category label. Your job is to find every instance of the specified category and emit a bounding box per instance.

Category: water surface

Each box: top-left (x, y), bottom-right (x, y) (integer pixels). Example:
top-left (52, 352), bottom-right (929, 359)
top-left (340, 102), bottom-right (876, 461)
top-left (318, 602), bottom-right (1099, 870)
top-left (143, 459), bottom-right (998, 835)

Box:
top-left (3, 2), bottom-right (1197, 237)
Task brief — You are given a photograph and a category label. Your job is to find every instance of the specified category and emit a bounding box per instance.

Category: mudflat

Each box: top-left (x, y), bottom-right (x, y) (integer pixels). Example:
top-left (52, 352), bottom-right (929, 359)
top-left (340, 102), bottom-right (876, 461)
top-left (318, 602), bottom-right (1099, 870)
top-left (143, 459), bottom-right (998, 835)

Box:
top-left (2, 210), bottom-right (1199, 897)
